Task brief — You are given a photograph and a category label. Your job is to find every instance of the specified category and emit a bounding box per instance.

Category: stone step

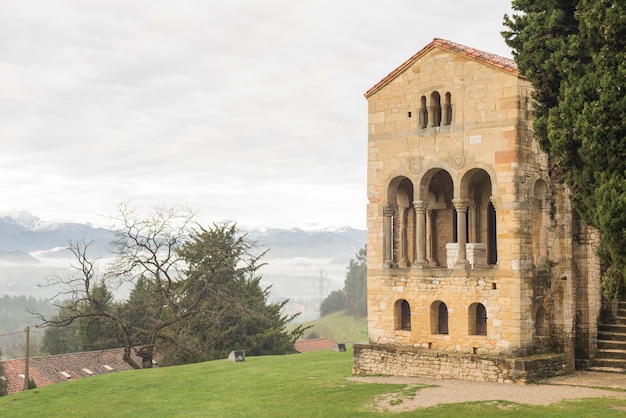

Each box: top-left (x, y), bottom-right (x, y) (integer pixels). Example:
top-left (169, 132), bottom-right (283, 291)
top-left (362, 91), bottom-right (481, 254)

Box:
top-left (598, 323), bottom-right (626, 334)
top-left (591, 357), bottom-right (626, 369)
top-left (615, 316), bottom-right (626, 325)
top-left (596, 349), bottom-right (626, 360)
top-left (598, 339), bottom-right (626, 350)
top-left (588, 365), bottom-right (626, 374)
top-left (597, 330), bottom-right (626, 341)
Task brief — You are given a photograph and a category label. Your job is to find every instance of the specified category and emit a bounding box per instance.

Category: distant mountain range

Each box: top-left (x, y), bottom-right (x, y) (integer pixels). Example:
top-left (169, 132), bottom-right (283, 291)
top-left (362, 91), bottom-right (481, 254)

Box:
top-left (0, 211), bottom-right (114, 255)
top-left (0, 212), bottom-right (366, 309)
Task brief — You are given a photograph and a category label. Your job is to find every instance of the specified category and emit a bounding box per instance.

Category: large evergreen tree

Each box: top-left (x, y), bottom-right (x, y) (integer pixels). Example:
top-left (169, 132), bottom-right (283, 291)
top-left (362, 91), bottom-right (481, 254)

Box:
top-left (159, 223), bottom-right (304, 364)
top-left (38, 205), bottom-right (304, 367)
top-left (503, 0), bottom-right (626, 297)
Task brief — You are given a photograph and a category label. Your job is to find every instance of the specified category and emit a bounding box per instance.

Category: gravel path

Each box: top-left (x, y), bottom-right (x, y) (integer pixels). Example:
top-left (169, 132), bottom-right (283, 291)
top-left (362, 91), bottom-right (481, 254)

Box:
top-left (348, 372), bottom-right (626, 413)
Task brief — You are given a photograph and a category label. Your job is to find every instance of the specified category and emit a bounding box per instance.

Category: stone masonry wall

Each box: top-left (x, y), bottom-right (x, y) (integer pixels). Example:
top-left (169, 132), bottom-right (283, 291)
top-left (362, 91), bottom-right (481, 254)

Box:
top-left (353, 343), bottom-right (572, 384)
top-left (361, 40), bottom-right (600, 381)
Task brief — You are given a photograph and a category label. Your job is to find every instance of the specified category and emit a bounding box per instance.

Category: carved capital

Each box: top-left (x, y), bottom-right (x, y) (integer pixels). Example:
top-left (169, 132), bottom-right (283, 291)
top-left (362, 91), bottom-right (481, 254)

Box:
top-left (383, 204), bottom-right (396, 217)
top-left (489, 196), bottom-right (498, 211)
top-left (412, 200), bottom-right (429, 213)
top-left (452, 199), bottom-right (470, 212)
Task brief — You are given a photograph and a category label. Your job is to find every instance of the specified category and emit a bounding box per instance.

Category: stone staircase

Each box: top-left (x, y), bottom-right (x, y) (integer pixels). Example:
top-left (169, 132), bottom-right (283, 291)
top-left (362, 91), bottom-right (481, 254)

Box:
top-left (591, 301), bottom-right (626, 373)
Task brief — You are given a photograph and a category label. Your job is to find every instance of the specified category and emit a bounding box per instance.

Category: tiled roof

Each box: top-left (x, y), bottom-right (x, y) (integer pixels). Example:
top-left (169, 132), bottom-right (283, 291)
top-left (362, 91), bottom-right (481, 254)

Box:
top-left (1, 348), bottom-right (144, 395)
top-left (365, 38), bottom-right (519, 98)
top-left (294, 337), bottom-right (338, 353)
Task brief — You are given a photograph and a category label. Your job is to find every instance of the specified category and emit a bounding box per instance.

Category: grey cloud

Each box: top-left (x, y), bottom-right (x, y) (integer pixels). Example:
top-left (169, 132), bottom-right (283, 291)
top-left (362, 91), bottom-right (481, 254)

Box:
top-left (0, 0), bottom-right (512, 228)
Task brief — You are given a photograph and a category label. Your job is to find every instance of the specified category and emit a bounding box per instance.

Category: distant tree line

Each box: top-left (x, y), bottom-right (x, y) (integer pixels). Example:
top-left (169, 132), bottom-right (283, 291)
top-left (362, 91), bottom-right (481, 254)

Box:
top-left (38, 204), bottom-right (306, 368)
top-left (0, 295), bottom-right (54, 358)
top-left (320, 246), bottom-right (366, 318)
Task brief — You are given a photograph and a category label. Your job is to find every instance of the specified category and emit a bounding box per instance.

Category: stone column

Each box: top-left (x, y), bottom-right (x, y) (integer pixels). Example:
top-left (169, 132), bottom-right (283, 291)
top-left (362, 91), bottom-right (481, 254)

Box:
top-left (383, 205), bottom-right (395, 267)
top-left (469, 200), bottom-right (478, 243)
top-left (426, 209), bottom-right (435, 266)
top-left (427, 106), bottom-right (437, 127)
top-left (398, 206), bottom-right (409, 267)
top-left (441, 104), bottom-right (450, 126)
top-left (413, 200), bottom-right (428, 268)
top-left (453, 199), bottom-right (470, 268)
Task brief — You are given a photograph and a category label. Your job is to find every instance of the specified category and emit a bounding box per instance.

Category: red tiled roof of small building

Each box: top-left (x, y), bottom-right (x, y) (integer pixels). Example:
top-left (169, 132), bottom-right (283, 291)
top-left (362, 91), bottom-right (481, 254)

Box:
top-left (1, 348), bottom-right (144, 395)
top-left (294, 337), bottom-right (338, 353)
top-left (365, 38), bottom-right (519, 98)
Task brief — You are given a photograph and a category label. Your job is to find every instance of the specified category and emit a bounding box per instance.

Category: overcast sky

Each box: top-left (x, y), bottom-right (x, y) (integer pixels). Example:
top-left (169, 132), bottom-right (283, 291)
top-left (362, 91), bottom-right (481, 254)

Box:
top-left (0, 0), bottom-right (514, 229)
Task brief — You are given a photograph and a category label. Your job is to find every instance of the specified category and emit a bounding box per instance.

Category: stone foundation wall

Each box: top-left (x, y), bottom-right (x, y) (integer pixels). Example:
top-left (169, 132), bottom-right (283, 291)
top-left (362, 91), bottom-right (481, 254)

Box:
top-left (353, 343), bottom-right (572, 384)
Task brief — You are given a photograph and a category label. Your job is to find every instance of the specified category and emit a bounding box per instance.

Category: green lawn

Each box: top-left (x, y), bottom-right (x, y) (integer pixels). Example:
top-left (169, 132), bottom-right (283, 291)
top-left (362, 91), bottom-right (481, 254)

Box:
top-left (2, 347), bottom-right (626, 417)
top-left (297, 309), bottom-right (368, 343)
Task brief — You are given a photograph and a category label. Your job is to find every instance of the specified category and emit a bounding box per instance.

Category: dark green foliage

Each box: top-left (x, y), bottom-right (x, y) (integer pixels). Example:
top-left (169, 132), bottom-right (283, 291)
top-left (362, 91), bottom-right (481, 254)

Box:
top-left (42, 305), bottom-right (82, 355)
top-left (159, 223), bottom-right (305, 365)
top-left (600, 265), bottom-right (624, 301)
top-left (503, 1), bottom-right (626, 298)
top-left (320, 246), bottom-right (367, 318)
top-left (320, 290), bottom-right (346, 317)
top-left (78, 282), bottom-right (121, 351)
top-left (42, 282), bottom-right (122, 354)
top-left (38, 206), bottom-right (305, 368)
top-left (344, 247), bottom-right (367, 317)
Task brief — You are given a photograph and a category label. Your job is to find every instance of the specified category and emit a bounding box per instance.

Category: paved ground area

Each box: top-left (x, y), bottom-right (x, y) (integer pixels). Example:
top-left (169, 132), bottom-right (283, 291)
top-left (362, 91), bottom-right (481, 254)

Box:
top-left (349, 371), bottom-right (626, 412)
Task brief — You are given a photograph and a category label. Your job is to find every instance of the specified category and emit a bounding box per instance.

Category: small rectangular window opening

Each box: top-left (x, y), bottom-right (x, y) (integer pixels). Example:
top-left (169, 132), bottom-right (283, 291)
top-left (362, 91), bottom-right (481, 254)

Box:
top-left (407, 111), bottom-right (412, 118)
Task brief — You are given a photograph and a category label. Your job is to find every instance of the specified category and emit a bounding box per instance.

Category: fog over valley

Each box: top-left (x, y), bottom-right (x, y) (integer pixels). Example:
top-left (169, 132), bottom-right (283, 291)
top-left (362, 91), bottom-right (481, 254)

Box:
top-left (0, 212), bottom-right (365, 319)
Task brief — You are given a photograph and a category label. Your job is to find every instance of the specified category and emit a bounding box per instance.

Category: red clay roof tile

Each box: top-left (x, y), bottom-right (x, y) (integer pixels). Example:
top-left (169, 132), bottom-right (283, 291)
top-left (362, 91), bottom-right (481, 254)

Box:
top-left (1, 348), bottom-right (144, 395)
top-left (294, 337), bottom-right (338, 353)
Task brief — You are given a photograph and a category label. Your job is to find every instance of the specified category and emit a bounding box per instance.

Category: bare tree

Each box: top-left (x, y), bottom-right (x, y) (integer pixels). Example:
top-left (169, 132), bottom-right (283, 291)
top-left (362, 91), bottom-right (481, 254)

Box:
top-left (38, 204), bottom-right (213, 369)
top-left (38, 203), bottom-right (304, 368)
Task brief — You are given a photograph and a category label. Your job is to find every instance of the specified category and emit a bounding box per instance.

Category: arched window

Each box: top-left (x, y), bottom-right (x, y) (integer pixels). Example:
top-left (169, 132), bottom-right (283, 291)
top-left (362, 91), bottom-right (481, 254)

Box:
top-left (395, 299), bottom-right (411, 331)
top-left (536, 307), bottom-right (547, 336)
top-left (442, 92), bottom-right (452, 125)
top-left (419, 95), bottom-right (428, 129)
top-left (469, 303), bottom-right (487, 335)
top-left (428, 91), bottom-right (441, 127)
top-left (385, 177), bottom-right (415, 267)
top-left (422, 169), bottom-right (454, 267)
top-left (430, 301), bottom-right (448, 334)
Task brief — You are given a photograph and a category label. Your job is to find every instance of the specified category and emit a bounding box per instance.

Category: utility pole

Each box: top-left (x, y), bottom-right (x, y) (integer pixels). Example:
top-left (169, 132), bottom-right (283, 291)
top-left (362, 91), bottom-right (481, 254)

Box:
top-left (23, 326), bottom-right (30, 391)
top-left (313, 269), bottom-right (329, 317)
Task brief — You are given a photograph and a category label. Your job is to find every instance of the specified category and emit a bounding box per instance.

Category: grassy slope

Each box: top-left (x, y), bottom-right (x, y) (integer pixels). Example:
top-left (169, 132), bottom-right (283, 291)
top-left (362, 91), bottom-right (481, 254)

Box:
top-left (2, 348), bottom-right (626, 417)
top-left (296, 310), bottom-right (368, 343)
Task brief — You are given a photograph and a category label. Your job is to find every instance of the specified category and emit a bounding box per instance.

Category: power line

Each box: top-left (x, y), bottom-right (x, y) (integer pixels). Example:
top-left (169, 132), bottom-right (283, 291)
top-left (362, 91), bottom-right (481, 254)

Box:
top-left (0, 329), bottom-right (43, 339)
top-left (0, 331), bottom-right (25, 338)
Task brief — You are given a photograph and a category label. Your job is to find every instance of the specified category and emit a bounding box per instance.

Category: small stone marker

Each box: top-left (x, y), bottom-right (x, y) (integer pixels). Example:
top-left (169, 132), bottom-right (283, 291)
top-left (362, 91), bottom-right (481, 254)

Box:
top-left (335, 343), bottom-right (346, 352)
top-left (228, 350), bottom-right (246, 362)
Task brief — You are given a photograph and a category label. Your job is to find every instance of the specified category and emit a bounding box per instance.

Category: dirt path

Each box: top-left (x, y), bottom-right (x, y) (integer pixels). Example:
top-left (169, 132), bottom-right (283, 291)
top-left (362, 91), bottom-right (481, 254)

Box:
top-left (349, 371), bottom-right (626, 413)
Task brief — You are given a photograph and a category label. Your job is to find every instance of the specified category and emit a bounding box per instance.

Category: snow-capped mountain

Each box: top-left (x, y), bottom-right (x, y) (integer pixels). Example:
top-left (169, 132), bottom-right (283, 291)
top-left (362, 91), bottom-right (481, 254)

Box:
top-left (0, 212), bottom-right (366, 305)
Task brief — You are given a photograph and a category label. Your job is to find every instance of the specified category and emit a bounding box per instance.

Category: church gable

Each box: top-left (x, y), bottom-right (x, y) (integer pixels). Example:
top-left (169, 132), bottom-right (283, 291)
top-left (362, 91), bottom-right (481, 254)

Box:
top-left (365, 38), bottom-right (519, 99)
top-left (365, 39), bottom-right (528, 155)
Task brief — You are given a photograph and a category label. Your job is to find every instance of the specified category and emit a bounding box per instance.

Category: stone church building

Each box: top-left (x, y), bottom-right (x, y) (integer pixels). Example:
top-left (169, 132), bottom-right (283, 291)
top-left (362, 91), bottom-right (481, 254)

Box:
top-left (352, 39), bottom-right (602, 383)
